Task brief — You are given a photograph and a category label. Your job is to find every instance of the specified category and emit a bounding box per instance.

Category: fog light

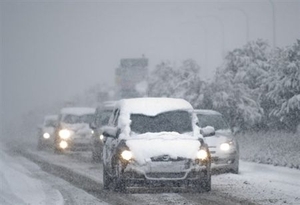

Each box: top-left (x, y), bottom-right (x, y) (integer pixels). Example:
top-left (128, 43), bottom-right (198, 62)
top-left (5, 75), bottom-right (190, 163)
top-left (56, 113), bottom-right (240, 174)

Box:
top-left (59, 141), bottom-right (68, 149)
top-left (43, 133), bottom-right (50, 139)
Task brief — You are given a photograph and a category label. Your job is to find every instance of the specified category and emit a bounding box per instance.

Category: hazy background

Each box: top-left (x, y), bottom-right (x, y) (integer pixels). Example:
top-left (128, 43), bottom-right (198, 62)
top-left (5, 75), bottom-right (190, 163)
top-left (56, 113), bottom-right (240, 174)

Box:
top-left (0, 0), bottom-right (300, 136)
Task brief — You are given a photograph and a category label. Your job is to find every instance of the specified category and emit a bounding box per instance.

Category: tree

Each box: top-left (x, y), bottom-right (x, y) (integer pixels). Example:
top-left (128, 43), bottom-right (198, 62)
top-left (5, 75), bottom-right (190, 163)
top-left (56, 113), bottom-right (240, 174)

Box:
top-left (262, 40), bottom-right (300, 131)
top-left (203, 40), bottom-right (269, 131)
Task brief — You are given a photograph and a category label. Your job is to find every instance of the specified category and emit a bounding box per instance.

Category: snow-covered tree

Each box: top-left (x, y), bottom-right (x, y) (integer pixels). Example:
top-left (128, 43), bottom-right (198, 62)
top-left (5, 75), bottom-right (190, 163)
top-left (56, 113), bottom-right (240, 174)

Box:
top-left (203, 40), bottom-right (270, 131)
top-left (262, 40), bottom-right (300, 131)
top-left (148, 59), bottom-right (204, 107)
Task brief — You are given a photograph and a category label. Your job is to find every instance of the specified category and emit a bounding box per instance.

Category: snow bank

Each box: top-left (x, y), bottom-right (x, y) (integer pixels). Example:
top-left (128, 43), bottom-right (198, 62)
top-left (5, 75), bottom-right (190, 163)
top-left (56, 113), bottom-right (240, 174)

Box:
top-left (0, 147), bottom-right (64, 205)
top-left (237, 131), bottom-right (300, 169)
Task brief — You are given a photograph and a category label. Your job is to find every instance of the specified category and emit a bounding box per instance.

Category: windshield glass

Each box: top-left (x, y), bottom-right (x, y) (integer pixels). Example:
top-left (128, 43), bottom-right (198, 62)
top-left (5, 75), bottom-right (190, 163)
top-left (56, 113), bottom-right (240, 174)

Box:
top-left (130, 110), bottom-right (193, 134)
top-left (197, 114), bottom-right (229, 130)
top-left (44, 119), bottom-right (56, 127)
top-left (62, 114), bottom-right (94, 124)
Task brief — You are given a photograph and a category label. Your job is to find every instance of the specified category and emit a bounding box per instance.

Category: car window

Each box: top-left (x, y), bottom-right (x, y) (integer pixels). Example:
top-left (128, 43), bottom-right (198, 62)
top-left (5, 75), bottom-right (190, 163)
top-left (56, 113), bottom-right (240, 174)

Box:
top-left (44, 119), bottom-right (56, 127)
top-left (197, 114), bottom-right (229, 130)
top-left (130, 110), bottom-right (193, 134)
top-left (62, 114), bottom-right (94, 124)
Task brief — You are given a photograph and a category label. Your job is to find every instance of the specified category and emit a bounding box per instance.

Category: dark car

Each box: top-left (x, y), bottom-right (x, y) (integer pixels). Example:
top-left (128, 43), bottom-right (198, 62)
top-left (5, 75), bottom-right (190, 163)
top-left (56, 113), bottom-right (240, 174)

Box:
top-left (102, 98), bottom-right (211, 192)
top-left (37, 115), bottom-right (58, 150)
top-left (89, 101), bottom-right (115, 162)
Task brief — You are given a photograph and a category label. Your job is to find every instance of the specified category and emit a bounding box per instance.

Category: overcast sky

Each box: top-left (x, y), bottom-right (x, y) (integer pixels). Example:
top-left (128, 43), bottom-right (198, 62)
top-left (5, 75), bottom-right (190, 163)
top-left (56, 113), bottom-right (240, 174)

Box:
top-left (1, 0), bottom-right (300, 129)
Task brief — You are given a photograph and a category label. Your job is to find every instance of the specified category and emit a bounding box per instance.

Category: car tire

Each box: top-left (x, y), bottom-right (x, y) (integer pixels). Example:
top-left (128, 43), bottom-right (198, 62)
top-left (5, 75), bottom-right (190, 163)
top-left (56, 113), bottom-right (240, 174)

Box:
top-left (103, 165), bottom-right (111, 190)
top-left (231, 160), bottom-right (239, 174)
top-left (92, 149), bottom-right (102, 163)
top-left (113, 160), bottom-right (126, 192)
top-left (195, 171), bottom-right (211, 193)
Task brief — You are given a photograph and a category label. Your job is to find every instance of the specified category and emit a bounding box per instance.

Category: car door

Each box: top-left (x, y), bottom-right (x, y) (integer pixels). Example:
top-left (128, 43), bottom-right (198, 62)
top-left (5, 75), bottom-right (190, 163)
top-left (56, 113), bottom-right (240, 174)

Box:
top-left (103, 108), bottom-right (120, 173)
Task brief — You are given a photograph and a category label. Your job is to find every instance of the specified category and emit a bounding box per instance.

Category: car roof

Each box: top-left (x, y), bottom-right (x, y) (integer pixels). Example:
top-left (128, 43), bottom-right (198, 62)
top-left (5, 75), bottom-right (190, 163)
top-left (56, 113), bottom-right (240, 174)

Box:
top-left (60, 107), bottom-right (95, 115)
top-left (96, 101), bottom-right (116, 111)
top-left (44, 115), bottom-right (58, 120)
top-left (194, 109), bottom-right (222, 116)
top-left (116, 97), bottom-right (193, 116)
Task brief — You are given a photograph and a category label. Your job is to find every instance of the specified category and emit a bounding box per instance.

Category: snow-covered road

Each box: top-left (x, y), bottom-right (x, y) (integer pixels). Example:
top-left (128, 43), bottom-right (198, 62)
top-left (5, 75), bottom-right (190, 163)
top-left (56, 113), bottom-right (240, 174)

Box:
top-left (19, 148), bottom-right (300, 205)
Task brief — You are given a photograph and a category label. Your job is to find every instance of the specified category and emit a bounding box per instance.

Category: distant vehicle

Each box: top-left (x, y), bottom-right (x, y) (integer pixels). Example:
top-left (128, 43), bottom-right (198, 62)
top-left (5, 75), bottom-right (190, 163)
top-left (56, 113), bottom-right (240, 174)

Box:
top-left (54, 107), bottom-right (95, 153)
top-left (37, 115), bottom-right (58, 150)
top-left (194, 109), bottom-right (239, 174)
top-left (89, 101), bottom-right (116, 162)
top-left (102, 98), bottom-right (211, 192)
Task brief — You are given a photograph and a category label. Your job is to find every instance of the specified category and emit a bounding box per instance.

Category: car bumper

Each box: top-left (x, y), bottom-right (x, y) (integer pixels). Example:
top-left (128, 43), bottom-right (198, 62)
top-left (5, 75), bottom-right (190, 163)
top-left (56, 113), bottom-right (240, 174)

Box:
top-left (121, 160), bottom-right (209, 186)
top-left (210, 153), bottom-right (238, 171)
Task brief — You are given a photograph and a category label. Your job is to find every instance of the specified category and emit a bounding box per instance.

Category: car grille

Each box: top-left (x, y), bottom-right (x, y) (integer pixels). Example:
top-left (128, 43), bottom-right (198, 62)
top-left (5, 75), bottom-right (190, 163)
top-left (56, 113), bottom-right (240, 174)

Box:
top-left (146, 172), bottom-right (186, 179)
top-left (151, 156), bottom-right (186, 162)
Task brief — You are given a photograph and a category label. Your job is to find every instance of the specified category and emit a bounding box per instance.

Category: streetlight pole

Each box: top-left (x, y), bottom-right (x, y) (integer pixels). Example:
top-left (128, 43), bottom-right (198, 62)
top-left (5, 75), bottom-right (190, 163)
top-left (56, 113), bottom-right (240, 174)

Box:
top-left (218, 7), bottom-right (250, 43)
top-left (268, 0), bottom-right (276, 47)
top-left (197, 15), bottom-right (225, 59)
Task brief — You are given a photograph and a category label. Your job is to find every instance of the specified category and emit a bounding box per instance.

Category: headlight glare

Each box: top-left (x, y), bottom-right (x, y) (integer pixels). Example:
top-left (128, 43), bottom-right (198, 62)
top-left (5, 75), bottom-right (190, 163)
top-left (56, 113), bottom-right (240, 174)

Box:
top-left (99, 134), bottom-right (104, 140)
top-left (43, 133), bottom-right (50, 139)
top-left (59, 140), bottom-right (68, 149)
top-left (59, 129), bottom-right (71, 139)
top-left (197, 149), bottom-right (208, 160)
top-left (121, 150), bottom-right (133, 161)
top-left (220, 143), bottom-right (230, 151)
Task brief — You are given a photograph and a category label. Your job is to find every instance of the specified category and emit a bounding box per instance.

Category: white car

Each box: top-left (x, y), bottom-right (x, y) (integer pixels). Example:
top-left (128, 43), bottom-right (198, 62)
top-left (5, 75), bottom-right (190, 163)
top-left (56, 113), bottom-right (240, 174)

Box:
top-left (194, 109), bottom-right (239, 174)
top-left (37, 115), bottom-right (58, 150)
top-left (54, 107), bottom-right (95, 153)
top-left (102, 98), bottom-right (212, 192)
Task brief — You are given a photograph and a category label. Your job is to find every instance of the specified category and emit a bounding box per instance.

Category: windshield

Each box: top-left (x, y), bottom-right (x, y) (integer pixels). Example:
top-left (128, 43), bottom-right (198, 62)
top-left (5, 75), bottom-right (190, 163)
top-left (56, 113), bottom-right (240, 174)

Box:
top-left (197, 114), bottom-right (229, 130)
top-left (62, 114), bottom-right (94, 124)
top-left (44, 119), bottom-right (56, 127)
top-left (96, 110), bottom-right (112, 126)
top-left (130, 110), bottom-right (193, 134)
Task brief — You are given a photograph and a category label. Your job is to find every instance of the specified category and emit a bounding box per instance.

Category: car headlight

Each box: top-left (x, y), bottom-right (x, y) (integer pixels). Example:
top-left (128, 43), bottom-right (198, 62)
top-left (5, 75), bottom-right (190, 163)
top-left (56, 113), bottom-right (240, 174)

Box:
top-left (220, 142), bottom-right (230, 151)
top-left (59, 140), bottom-right (68, 149)
top-left (43, 132), bottom-right (50, 139)
top-left (59, 129), bottom-right (71, 139)
top-left (91, 130), bottom-right (94, 134)
top-left (121, 150), bottom-right (133, 161)
top-left (197, 149), bottom-right (208, 160)
top-left (99, 134), bottom-right (104, 141)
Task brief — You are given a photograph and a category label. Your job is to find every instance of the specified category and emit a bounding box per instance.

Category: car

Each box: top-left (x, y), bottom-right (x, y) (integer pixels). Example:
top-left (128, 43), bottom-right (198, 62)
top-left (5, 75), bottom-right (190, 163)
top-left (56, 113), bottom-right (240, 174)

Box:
top-left (102, 97), bottom-right (212, 192)
top-left (37, 115), bottom-right (58, 150)
top-left (54, 107), bottom-right (95, 153)
top-left (194, 109), bottom-right (239, 174)
top-left (90, 101), bottom-right (116, 162)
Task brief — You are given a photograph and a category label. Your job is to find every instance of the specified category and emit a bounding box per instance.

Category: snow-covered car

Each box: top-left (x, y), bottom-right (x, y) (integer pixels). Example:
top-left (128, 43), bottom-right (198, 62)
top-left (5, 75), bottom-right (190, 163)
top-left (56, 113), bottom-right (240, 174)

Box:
top-left (102, 98), bottom-right (211, 192)
top-left (37, 115), bottom-right (58, 150)
top-left (89, 101), bottom-right (116, 162)
top-left (54, 107), bottom-right (95, 153)
top-left (194, 109), bottom-right (239, 174)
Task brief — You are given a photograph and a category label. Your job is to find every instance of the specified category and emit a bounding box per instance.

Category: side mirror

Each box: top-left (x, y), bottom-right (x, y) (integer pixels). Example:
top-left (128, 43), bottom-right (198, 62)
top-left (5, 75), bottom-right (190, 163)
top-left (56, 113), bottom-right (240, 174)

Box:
top-left (200, 126), bottom-right (215, 137)
top-left (102, 126), bottom-right (120, 139)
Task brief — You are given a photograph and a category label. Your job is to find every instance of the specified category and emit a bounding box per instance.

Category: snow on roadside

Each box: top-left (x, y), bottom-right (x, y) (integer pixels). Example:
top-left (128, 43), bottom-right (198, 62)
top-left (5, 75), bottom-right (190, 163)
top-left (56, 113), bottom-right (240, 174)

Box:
top-left (237, 131), bottom-right (300, 169)
top-left (214, 161), bottom-right (300, 205)
top-left (0, 147), bottom-right (64, 205)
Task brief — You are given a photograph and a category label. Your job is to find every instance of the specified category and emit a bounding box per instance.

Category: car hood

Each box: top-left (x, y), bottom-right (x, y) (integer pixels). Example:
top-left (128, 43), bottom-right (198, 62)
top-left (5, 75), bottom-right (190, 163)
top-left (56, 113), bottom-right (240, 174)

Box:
top-left (42, 127), bottom-right (55, 134)
top-left (204, 129), bottom-right (233, 147)
top-left (125, 132), bottom-right (200, 165)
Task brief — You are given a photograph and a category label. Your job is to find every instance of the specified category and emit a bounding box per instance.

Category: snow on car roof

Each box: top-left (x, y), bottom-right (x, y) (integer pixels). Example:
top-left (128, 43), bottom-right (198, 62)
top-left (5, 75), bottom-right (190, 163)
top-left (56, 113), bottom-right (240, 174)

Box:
top-left (117, 97), bottom-right (193, 116)
top-left (60, 107), bottom-right (95, 116)
top-left (44, 115), bottom-right (58, 120)
top-left (194, 109), bottom-right (222, 116)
